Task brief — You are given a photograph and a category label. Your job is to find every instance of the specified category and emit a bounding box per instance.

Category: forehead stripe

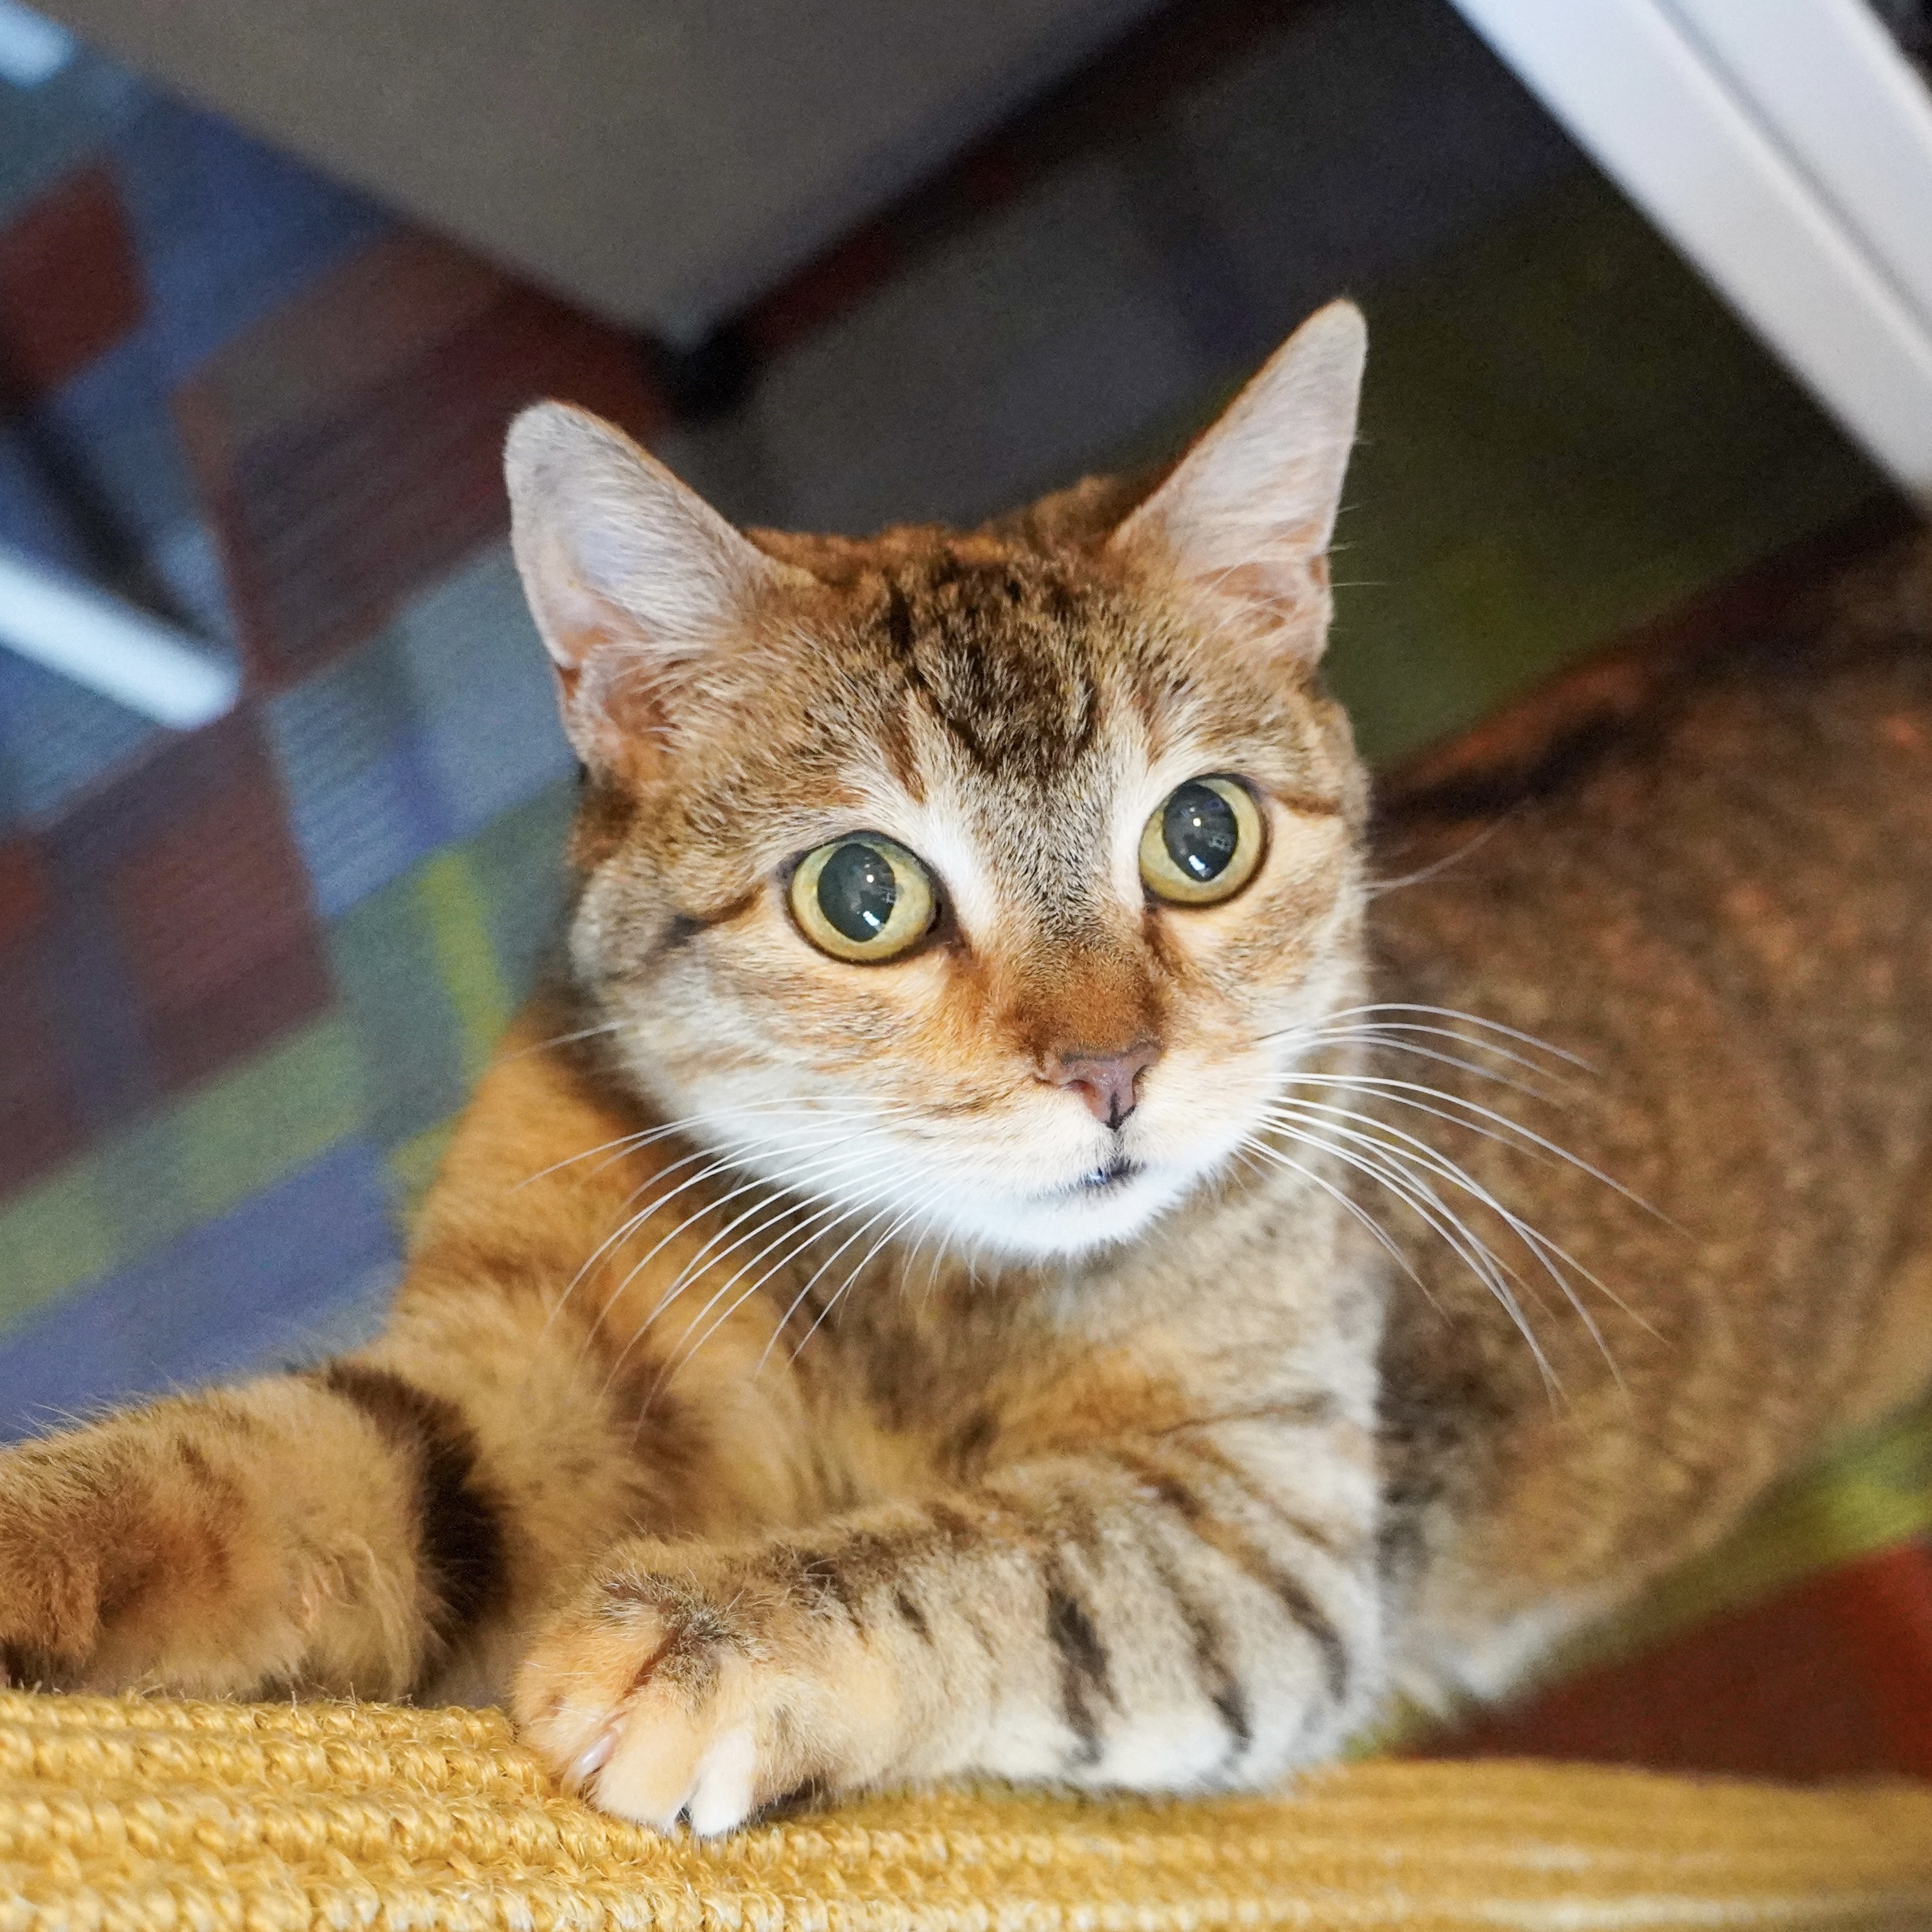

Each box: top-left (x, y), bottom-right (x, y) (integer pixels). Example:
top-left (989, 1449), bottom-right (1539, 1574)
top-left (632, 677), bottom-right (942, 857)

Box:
top-left (876, 559), bottom-right (1102, 782)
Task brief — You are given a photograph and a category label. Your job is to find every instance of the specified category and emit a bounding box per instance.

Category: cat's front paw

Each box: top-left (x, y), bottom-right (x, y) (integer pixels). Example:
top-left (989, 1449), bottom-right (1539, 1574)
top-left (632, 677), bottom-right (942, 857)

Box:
top-left (513, 1549), bottom-right (880, 1834)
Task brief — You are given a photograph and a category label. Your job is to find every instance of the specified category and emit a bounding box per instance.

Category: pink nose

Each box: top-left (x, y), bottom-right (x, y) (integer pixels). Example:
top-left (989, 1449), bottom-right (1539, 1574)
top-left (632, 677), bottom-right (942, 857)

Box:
top-left (1044, 1043), bottom-right (1160, 1130)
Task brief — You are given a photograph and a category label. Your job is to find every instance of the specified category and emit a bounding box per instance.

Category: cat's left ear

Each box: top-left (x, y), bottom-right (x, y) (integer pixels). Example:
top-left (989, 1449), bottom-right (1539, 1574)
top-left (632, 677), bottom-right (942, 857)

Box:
top-left (1110, 300), bottom-right (1365, 663)
top-left (505, 402), bottom-right (811, 769)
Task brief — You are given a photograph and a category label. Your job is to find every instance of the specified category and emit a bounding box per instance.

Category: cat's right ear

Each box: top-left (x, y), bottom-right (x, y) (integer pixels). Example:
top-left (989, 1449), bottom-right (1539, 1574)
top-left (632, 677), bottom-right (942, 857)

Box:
top-left (504, 403), bottom-right (809, 771)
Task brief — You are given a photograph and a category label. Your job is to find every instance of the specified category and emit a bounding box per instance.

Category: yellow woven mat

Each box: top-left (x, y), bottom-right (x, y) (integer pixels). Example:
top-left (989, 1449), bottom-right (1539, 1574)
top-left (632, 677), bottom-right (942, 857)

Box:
top-left (3, 1690), bottom-right (1931, 1930)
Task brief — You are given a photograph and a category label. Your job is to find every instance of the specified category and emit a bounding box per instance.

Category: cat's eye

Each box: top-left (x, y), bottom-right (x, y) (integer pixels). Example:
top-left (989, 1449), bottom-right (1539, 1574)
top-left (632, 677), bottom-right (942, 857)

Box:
top-left (1139, 777), bottom-right (1265, 906)
top-left (789, 834), bottom-right (937, 963)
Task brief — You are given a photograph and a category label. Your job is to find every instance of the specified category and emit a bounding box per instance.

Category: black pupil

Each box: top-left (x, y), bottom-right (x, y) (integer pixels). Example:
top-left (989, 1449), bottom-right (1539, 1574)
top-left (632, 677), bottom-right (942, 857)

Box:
top-left (1163, 782), bottom-right (1240, 882)
top-left (818, 842), bottom-right (899, 943)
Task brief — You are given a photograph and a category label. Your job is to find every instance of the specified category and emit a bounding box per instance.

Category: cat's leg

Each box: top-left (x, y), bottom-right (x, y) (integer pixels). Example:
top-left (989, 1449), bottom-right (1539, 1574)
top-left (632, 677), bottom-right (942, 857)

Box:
top-left (0, 1287), bottom-right (643, 1700)
top-left (513, 1412), bottom-right (1381, 1832)
top-left (0, 1008), bottom-right (813, 1702)
top-left (0, 1365), bottom-right (484, 1698)
top-left (0, 1205), bottom-right (810, 1702)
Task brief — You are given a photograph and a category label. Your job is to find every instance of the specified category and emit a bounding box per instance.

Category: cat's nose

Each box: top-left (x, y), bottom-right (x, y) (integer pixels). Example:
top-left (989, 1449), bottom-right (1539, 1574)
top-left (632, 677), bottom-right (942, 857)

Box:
top-left (1044, 1042), bottom-right (1160, 1131)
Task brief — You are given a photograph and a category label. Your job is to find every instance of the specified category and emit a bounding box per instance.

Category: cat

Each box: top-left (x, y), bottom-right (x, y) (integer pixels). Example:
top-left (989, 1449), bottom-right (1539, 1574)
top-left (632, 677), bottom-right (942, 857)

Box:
top-left (2, 300), bottom-right (1931, 1834)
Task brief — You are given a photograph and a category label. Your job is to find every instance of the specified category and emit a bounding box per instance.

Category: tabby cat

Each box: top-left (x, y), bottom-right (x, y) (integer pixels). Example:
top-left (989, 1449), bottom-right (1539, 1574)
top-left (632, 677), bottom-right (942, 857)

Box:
top-left (3, 302), bottom-right (1931, 1834)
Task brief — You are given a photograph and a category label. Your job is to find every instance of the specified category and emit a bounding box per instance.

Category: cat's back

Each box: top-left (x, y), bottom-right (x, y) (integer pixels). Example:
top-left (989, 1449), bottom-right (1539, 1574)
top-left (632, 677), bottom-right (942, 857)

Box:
top-left (1372, 529), bottom-right (1932, 1105)
top-left (1365, 530), bottom-right (1932, 1653)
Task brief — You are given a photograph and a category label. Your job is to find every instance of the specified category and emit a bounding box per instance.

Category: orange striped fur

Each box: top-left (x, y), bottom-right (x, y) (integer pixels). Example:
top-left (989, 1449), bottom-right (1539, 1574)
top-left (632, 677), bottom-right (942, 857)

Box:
top-left (2, 304), bottom-right (1930, 1831)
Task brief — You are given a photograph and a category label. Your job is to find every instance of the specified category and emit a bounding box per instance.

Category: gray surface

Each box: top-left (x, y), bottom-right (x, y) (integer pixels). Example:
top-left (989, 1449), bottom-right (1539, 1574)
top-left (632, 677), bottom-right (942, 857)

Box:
top-left (659, 0), bottom-right (1577, 536)
top-left (705, 152), bottom-right (1206, 534)
top-left (33, 0), bottom-right (1162, 337)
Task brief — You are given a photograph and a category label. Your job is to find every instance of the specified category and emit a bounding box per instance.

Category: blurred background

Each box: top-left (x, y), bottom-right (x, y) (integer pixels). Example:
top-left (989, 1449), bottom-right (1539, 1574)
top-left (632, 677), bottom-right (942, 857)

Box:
top-left (0, 0), bottom-right (1929, 1774)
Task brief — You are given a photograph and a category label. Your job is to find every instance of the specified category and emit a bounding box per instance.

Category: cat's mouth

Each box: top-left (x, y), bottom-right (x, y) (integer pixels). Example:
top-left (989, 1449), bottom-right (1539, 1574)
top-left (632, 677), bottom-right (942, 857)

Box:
top-left (954, 1150), bottom-right (1199, 1256)
top-left (1072, 1158), bottom-right (1142, 1194)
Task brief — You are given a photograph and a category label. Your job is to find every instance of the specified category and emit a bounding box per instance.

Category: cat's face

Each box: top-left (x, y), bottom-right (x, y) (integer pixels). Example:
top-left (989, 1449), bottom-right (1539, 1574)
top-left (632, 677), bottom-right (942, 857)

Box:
top-left (507, 303), bottom-right (1368, 1263)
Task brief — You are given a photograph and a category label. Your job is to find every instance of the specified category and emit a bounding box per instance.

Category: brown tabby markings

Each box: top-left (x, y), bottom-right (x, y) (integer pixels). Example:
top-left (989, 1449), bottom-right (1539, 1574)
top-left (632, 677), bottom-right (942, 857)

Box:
top-left (0, 304), bottom-right (1927, 1835)
top-left (314, 1365), bottom-right (508, 1647)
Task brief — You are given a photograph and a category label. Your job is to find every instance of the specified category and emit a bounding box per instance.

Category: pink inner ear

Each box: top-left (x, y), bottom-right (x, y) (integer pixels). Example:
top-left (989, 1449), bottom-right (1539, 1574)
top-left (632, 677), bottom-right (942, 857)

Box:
top-left (1205, 551), bottom-right (1328, 624)
top-left (521, 537), bottom-right (681, 765)
top-left (1119, 503), bottom-right (1335, 665)
top-left (539, 566), bottom-right (633, 679)
top-left (1105, 304), bottom-right (1364, 644)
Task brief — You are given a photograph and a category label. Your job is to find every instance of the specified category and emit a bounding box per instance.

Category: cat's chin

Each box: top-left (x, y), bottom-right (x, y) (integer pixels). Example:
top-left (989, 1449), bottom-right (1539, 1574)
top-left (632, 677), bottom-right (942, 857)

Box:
top-left (931, 1159), bottom-right (1205, 1262)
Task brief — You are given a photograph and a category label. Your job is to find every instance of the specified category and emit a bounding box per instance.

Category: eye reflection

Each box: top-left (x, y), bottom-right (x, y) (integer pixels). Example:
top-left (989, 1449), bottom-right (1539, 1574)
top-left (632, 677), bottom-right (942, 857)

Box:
top-left (1163, 781), bottom-right (1240, 883)
top-left (1140, 777), bottom-right (1264, 905)
top-left (818, 841), bottom-right (898, 942)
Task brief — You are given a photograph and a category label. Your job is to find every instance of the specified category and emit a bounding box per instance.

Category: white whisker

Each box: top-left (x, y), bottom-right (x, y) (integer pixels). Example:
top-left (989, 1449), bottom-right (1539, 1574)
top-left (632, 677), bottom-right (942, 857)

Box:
top-left (1255, 1113), bottom-right (1560, 1392)
top-left (1267, 1095), bottom-right (1640, 1380)
top-left (1314, 1002), bottom-right (1594, 1073)
top-left (551, 1124), bottom-right (866, 1356)
top-left (553, 1103), bottom-right (911, 1369)
top-left (607, 1137), bottom-right (889, 1357)
top-left (786, 1184), bottom-right (949, 1369)
top-left (1364, 812), bottom-right (1515, 898)
top-left (541, 1143), bottom-right (751, 1353)
top-left (1292, 1022), bottom-right (1577, 1103)
top-left (520, 1096), bottom-right (917, 1190)
top-left (690, 1181), bottom-right (925, 1394)
top-left (1281, 1070), bottom-right (1659, 1221)
top-left (1237, 1133), bottom-right (1438, 1310)
top-left (1263, 1092), bottom-right (1648, 1333)
top-left (634, 1150), bottom-right (894, 1363)
top-left (493, 1017), bottom-right (631, 1066)
top-left (650, 1170), bottom-right (932, 1409)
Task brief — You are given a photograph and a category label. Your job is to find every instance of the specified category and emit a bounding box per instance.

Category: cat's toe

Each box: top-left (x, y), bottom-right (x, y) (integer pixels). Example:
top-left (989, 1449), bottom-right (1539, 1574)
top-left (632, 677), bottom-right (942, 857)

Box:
top-left (512, 1603), bottom-right (673, 1795)
top-left (512, 1582), bottom-right (779, 1833)
top-left (684, 1724), bottom-right (760, 1836)
top-left (589, 1694), bottom-right (759, 1833)
top-left (585, 1690), bottom-right (716, 1830)
top-left (519, 1635), bottom-right (769, 1832)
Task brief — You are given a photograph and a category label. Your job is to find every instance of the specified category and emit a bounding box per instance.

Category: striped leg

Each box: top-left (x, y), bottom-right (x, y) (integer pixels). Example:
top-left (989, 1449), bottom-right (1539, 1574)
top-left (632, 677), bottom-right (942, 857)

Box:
top-left (0, 1366), bottom-right (503, 1700)
top-left (513, 1416), bottom-right (1381, 1832)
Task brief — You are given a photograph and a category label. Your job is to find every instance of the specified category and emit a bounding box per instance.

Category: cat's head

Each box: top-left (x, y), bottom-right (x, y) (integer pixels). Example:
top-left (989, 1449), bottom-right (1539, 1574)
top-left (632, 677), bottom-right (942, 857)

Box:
top-left (505, 302), bottom-right (1369, 1262)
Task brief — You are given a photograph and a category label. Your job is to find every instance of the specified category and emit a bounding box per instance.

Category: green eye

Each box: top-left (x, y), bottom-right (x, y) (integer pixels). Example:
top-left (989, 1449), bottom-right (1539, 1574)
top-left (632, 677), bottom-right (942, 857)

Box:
top-left (789, 834), bottom-right (936, 963)
top-left (1140, 777), bottom-right (1265, 906)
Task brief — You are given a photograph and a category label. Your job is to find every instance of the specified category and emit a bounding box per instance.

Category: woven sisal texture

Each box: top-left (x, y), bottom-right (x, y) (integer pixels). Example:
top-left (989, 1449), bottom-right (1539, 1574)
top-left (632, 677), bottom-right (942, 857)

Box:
top-left (3, 1691), bottom-right (1931, 1930)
